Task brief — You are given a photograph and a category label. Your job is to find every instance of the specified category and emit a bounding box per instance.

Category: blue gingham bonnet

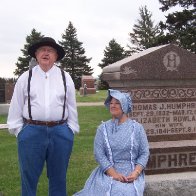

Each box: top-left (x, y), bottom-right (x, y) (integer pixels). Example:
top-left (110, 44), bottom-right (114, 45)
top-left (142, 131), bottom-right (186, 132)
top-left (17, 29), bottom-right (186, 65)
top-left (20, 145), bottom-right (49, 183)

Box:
top-left (104, 89), bottom-right (132, 114)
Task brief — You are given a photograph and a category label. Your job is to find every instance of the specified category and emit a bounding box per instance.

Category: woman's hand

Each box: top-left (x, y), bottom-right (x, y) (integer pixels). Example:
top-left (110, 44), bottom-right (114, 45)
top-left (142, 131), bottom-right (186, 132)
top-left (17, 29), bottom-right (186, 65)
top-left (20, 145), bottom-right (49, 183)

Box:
top-left (127, 165), bottom-right (142, 182)
top-left (112, 172), bottom-right (128, 183)
top-left (105, 167), bottom-right (128, 183)
top-left (126, 170), bottom-right (139, 182)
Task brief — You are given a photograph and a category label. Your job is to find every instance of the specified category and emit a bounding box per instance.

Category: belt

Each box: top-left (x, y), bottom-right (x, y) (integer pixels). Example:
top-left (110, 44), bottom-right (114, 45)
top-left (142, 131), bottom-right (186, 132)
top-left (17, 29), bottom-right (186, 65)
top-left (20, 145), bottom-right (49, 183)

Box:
top-left (23, 118), bottom-right (66, 127)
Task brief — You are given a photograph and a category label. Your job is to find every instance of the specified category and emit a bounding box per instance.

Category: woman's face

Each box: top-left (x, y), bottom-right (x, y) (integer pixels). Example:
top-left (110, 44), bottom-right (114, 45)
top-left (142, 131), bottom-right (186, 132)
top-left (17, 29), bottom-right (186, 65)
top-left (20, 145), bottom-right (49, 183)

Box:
top-left (109, 97), bottom-right (123, 118)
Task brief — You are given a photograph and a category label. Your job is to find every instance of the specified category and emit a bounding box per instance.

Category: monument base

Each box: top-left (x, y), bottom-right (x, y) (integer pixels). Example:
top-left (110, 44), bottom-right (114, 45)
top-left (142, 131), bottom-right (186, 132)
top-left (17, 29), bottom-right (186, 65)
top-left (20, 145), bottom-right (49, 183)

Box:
top-left (79, 87), bottom-right (96, 95)
top-left (144, 172), bottom-right (196, 196)
top-left (146, 140), bottom-right (196, 174)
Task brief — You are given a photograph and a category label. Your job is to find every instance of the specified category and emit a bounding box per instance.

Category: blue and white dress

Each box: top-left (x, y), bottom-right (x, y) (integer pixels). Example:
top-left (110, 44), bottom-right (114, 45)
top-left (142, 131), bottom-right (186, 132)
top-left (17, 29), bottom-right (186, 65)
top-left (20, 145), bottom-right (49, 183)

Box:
top-left (73, 119), bottom-right (149, 196)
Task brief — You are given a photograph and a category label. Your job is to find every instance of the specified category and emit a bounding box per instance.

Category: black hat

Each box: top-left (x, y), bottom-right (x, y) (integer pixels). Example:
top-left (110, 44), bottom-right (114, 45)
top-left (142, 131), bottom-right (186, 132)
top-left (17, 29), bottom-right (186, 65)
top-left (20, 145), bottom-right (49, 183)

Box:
top-left (28, 37), bottom-right (65, 61)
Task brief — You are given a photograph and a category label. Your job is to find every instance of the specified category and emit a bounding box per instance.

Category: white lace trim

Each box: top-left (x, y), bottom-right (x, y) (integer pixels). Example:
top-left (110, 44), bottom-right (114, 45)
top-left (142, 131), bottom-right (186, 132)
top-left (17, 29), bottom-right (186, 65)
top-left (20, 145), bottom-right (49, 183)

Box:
top-left (103, 123), bottom-right (114, 164)
top-left (130, 120), bottom-right (140, 196)
top-left (103, 122), bottom-right (113, 196)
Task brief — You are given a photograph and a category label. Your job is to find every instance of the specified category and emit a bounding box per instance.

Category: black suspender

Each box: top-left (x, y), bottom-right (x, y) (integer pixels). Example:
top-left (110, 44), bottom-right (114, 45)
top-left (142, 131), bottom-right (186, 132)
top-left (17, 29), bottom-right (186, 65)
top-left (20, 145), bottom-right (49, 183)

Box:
top-left (27, 69), bottom-right (67, 120)
top-left (27, 69), bottom-right (32, 120)
top-left (61, 69), bottom-right (67, 120)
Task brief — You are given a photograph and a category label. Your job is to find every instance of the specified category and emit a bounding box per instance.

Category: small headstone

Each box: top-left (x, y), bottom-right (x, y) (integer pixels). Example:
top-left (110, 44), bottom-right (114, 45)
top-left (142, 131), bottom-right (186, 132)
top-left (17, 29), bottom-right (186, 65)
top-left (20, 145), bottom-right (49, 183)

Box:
top-left (79, 75), bottom-right (96, 95)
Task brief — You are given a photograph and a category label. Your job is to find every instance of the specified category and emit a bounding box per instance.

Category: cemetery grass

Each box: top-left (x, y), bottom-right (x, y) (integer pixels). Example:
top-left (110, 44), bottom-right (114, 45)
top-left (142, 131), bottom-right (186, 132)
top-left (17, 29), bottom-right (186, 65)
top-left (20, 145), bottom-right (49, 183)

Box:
top-left (0, 106), bottom-right (110, 196)
top-left (0, 115), bottom-right (7, 123)
top-left (76, 90), bottom-right (107, 102)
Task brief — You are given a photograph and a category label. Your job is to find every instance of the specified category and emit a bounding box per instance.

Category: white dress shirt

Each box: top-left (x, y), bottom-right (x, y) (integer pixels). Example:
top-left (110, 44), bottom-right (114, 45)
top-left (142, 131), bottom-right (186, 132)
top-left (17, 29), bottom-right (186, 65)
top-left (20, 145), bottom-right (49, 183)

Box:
top-left (7, 65), bottom-right (79, 136)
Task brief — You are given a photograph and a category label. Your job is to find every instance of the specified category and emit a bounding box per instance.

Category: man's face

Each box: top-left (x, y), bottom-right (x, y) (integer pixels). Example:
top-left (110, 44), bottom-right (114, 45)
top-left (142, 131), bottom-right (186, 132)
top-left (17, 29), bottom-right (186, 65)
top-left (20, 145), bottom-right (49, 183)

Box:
top-left (35, 46), bottom-right (58, 67)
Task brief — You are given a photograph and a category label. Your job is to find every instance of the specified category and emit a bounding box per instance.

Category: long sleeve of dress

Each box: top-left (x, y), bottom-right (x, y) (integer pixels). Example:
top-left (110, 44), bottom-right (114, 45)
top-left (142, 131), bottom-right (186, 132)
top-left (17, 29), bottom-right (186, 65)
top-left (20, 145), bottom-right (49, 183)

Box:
top-left (94, 124), bottom-right (113, 172)
top-left (134, 123), bottom-right (150, 168)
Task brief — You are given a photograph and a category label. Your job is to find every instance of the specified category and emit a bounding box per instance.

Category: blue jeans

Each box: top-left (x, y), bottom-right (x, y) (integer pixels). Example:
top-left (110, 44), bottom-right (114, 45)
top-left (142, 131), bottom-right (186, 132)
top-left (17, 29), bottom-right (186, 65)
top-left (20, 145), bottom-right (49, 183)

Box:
top-left (17, 122), bottom-right (74, 196)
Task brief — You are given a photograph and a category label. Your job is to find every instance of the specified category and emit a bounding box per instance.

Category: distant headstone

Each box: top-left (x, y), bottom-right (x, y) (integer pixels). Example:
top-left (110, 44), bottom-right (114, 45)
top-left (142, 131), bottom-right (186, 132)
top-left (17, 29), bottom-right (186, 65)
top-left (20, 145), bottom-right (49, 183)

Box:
top-left (5, 82), bottom-right (15, 103)
top-left (0, 82), bottom-right (5, 103)
top-left (102, 44), bottom-right (196, 175)
top-left (79, 75), bottom-right (96, 95)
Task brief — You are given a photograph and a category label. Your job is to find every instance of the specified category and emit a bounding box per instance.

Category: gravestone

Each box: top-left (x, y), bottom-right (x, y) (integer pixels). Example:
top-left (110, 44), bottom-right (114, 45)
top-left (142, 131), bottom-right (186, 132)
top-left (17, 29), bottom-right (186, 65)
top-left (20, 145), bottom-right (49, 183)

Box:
top-left (0, 80), bottom-right (5, 103)
top-left (79, 75), bottom-right (96, 95)
top-left (102, 44), bottom-right (196, 175)
top-left (5, 82), bottom-right (15, 103)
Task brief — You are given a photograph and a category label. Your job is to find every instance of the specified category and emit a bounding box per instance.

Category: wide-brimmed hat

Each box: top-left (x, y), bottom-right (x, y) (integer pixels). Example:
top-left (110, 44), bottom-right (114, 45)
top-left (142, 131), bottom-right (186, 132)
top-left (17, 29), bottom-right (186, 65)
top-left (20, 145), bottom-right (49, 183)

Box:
top-left (104, 89), bottom-right (132, 114)
top-left (28, 37), bottom-right (65, 61)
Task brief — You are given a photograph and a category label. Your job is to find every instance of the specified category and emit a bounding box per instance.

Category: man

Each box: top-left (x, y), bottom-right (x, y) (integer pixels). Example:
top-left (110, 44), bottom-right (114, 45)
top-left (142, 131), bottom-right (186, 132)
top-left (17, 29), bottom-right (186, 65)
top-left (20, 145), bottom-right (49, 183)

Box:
top-left (7, 37), bottom-right (79, 196)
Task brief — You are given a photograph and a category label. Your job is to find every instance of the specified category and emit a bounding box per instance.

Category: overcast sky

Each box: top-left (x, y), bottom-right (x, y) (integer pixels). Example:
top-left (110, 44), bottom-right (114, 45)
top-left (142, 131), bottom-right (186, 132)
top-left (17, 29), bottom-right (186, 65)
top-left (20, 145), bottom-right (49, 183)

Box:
top-left (0, 0), bottom-right (180, 78)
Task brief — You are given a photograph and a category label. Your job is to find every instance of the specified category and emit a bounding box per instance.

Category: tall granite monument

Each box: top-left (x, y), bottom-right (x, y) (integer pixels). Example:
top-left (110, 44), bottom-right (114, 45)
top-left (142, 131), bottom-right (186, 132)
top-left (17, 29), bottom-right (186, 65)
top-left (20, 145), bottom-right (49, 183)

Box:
top-left (102, 44), bottom-right (196, 175)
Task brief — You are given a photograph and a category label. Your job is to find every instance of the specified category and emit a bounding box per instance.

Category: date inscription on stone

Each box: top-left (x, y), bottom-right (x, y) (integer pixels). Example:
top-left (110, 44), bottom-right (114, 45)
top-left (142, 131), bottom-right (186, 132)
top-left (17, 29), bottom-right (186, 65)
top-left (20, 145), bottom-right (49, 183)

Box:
top-left (130, 101), bottom-right (196, 136)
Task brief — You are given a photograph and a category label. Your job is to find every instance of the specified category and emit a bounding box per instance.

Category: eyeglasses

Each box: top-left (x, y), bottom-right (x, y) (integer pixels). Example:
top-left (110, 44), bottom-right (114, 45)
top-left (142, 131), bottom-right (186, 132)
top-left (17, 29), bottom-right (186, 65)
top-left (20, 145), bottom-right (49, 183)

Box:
top-left (37, 47), bottom-right (57, 54)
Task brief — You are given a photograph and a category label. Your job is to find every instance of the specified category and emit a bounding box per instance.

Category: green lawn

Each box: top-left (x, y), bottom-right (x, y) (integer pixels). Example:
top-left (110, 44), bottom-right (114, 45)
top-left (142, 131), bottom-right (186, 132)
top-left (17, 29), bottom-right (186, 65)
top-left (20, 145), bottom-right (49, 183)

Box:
top-left (0, 106), bottom-right (111, 196)
top-left (0, 115), bottom-right (7, 123)
top-left (76, 90), bottom-right (107, 102)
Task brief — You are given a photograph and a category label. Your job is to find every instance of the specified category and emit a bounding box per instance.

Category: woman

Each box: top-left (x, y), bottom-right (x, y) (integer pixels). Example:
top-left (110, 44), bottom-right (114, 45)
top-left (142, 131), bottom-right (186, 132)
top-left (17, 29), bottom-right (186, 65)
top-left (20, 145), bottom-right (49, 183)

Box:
top-left (74, 89), bottom-right (149, 196)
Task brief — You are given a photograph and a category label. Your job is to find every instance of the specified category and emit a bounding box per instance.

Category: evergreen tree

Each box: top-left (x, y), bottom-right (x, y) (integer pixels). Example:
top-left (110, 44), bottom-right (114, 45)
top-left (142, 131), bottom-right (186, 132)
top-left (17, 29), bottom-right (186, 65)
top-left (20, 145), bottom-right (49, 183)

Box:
top-left (14, 29), bottom-right (44, 77)
top-left (98, 39), bottom-right (127, 89)
top-left (127, 5), bottom-right (164, 54)
top-left (159, 0), bottom-right (196, 53)
top-left (98, 39), bottom-right (127, 68)
top-left (59, 21), bottom-right (93, 90)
